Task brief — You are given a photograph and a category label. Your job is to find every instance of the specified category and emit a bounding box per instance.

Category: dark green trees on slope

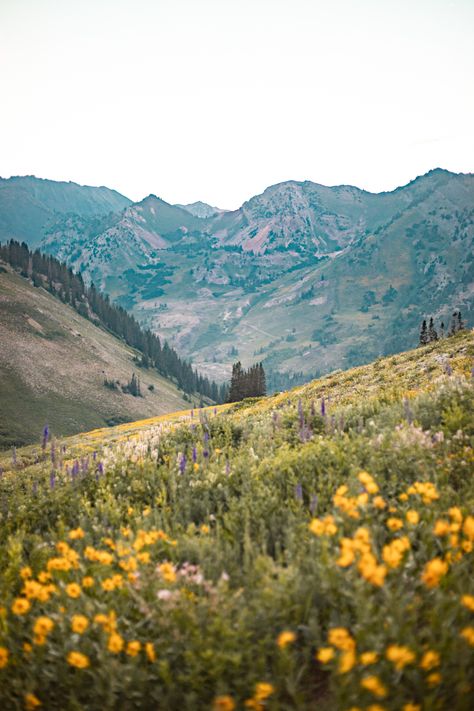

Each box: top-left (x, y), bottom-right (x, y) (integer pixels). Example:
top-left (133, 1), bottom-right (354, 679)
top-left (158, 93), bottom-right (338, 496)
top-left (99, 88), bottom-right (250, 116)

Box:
top-left (0, 240), bottom-right (224, 403)
top-left (228, 361), bottom-right (266, 402)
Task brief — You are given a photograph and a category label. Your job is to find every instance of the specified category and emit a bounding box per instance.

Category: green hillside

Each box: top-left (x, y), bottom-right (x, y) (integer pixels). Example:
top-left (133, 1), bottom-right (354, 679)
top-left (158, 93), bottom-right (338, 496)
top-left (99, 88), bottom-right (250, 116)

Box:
top-left (0, 264), bottom-right (193, 449)
top-left (0, 331), bottom-right (473, 709)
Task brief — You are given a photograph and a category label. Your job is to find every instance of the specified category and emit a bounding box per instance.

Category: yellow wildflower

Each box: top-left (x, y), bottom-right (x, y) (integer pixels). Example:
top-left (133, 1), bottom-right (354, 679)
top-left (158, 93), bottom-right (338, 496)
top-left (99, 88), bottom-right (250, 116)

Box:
top-left (420, 650), bottom-right (440, 670)
top-left (24, 693), bottom-right (42, 709)
top-left (20, 566), bottom-right (33, 579)
top-left (33, 617), bottom-right (54, 636)
top-left (71, 615), bottom-right (89, 634)
top-left (338, 649), bottom-right (356, 674)
top-left (433, 520), bottom-right (450, 536)
top-left (399, 493), bottom-right (409, 502)
top-left (463, 516), bottom-right (474, 541)
top-left (276, 630), bottom-right (296, 648)
top-left (254, 683), bottom-right (274, 701)
top-left (386, 645), bottom-right (415, 670)
top-left (421, 558), bottom-right (448, 588)
top-left (12, 598), bottom-right (31, 615)
top-left (460, 627), bottom-right (474, 646)
top-left (213, 696), bottom-right (235, 711)
top-left (461, 595), bottom-right (474, 612)
top-left (67, 651), bottom-right (89, 669)
top-left (403, 705), bottom-right (421, 711)
top-left (406, 510), bottom-right (419, 525)
top-left (108, 633), bottom-right (124, 654)
top-left (69, 528), bottom-right (85, 540)
top-left (159, 562), bottom-right (176, 583)
top-left (200, 524), bottom-right (210, 534)
top-left (328, 628), bottom-right (355, 651)
top-left (126, 640), bottom-right (141, 657)
top-left (360, 675), bottom-right (387, 698)
top-left (449, 507), bottom-right (463, 523)
top-left (373, 496), bottom-right (386, 509)
top-left (387, 518), bottom-right (403, 531)
top-left (316, 647), bottom-right (335, 663)
top-left (65, 583), bottom-right (81, 599)
top-left (360, 651), bottom-right (378, 665)
top-left (145, 642), bottom-right (156, 662)
top-left (0, 647), bottom-right (8, 668)
top-left (82, 576), bottom-right (94, 588)
top-left (427, 672), bottom-right (441, 686)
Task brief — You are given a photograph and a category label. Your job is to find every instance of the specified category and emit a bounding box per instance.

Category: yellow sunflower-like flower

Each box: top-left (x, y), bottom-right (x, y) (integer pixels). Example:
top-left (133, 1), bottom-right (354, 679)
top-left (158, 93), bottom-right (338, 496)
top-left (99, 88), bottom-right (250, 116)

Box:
top-left (212, 696), bottom-right (235, 711)
top-left (12, 598), bottom-right (31, 615)
top-left (67, 651), bottom-right (90, 669)
top-left (276, 630), bottom-right (296, 648)
top-left (71, 615), bottom-right (89, 634)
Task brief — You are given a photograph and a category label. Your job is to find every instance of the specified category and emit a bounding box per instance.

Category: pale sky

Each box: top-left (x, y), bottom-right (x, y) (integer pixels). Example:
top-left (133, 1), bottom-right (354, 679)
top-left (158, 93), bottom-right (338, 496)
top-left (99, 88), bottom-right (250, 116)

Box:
top-left (1, 0), bottom-right (473, 209)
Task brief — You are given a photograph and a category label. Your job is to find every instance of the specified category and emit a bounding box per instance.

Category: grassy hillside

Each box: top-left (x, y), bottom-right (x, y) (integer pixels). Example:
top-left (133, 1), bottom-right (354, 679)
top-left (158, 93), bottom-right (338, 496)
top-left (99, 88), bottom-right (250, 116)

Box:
top-left (0, 264), bottom-right (193, 449)
top-left (0, 332), bottom-right (473, 709)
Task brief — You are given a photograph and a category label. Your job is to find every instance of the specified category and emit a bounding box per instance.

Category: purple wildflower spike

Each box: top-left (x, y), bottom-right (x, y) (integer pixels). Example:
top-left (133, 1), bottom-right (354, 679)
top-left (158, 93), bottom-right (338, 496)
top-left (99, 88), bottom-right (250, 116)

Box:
top-left (179, 454), bottom-right (187, 474)
top-left (192, 446), bottom-right (197, 463)
top-left (98, 462), bottom-right (104, 476)
top-left (310, 400), bottom-right (316, 417)
top-left (42, 424), bottom-right (49, 451)
top-left (321, 397), bottom-right (326, 417)
top-left (445, 362), bottom-right (452, 376)
top-left (295, 483), bottom-right (303, 502)
top-left (50, 471), bottom-right (56, 489)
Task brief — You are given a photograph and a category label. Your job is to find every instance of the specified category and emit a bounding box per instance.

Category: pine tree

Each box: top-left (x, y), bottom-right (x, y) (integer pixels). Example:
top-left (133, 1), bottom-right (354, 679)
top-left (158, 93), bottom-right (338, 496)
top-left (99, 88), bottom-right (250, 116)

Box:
top-left (419, 319), bottom-right (428, 346)
top-left (428, 317), bottom-right (438, 342)
top-left (449, 312), bottom-right (458, 336)
top-left (440, 321), bottom-right (445, 339)
top-left (457, 311), bottom-right (464, 332)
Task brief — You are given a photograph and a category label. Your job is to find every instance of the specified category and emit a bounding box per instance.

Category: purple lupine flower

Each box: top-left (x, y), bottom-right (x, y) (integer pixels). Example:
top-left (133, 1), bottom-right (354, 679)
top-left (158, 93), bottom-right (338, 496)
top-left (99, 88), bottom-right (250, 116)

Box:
top-left (179, 454), bottom-right (187, 474)
top-left (72, 460), bottom-right (80, 479)
top-left (192, 446), bottom-right (197, 463)
top-left (445, 362), bottom-right (452, 376)
top-left (93, 451), bottom-right (97, 461)
top-left (190, 423), bottom-right (196, 432)
top-left (204, 431), bottom-right (209, 443)
top-left (310, 494), bottom-right (318, 515)
top-left (42, 424), bottom-right (49, 451)
top-left (0, 465), bottom-right (3, 478)
top-left (403, 398), bottom-right (413, 425)
top-left (298, 399), bottom-right (304, 426)
top-left (203, 449), bottom-right (209, 459)
top-left (97, 462), bottom-right (104, 476)
top-left (321, 397), bottom-right (326, 417)
top-left (295, 483), bottom-right (303, 502)
top-left (50, 471), bottom-right (56, 489)
top-left (310, 400), bottom-right (316, 417)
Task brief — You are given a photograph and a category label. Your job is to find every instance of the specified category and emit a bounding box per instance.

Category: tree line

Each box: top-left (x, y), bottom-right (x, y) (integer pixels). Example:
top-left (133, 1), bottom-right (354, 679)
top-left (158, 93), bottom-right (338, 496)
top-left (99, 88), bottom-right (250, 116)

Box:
top-left (419, 311), bottom-right (465, 345)
top-left (228, 362), bottom-right (266, 402)
top-left (0, 240), bottom-right (227, 403)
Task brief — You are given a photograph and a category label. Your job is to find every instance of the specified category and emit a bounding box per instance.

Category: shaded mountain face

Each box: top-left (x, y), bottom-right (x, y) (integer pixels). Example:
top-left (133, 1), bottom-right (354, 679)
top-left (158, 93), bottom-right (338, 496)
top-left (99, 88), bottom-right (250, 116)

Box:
top-left (6, 169), bottom-right (474, 384)
top-left (0, 175), bottom-right (131, 247)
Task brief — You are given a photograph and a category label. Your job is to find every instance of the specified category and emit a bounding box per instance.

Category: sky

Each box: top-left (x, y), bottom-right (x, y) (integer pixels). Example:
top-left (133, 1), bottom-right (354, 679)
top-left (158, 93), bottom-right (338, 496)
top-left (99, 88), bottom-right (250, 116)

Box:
top-left (1, 0), bottom-right (473, 209)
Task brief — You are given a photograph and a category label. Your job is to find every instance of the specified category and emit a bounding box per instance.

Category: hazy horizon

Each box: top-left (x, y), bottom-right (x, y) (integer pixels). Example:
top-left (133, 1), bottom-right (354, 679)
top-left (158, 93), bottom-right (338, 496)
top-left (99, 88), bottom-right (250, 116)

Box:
top-left (1, 0), bottom-right (473, 209)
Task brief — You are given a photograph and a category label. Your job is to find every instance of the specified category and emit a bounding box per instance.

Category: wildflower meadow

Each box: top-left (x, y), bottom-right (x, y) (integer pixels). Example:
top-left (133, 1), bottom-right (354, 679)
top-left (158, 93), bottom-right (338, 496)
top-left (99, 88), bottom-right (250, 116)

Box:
top-left (0, 332), bottom-right (473, 710)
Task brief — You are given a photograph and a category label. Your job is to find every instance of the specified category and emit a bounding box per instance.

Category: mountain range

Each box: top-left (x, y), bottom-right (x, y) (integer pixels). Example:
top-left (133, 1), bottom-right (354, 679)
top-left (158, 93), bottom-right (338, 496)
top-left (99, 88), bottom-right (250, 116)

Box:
top-left (1, 170), bottom-right (473, 385)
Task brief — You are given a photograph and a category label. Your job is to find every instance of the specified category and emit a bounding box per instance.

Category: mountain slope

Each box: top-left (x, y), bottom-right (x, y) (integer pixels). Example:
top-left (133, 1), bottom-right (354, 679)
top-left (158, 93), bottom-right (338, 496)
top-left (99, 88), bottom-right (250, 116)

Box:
top-left (0, 263), bottom-right (191, 448)
top-left (0, 175), bottom-right (131, 247)
top-left (6, 170), bottom-right (473, 384)
top-left (0, 332), bottom-right (473, 709)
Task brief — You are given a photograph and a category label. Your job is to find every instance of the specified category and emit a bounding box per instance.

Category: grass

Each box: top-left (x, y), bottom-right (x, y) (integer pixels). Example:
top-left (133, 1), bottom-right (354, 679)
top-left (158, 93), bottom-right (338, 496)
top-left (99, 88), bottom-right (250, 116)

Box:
top-left (0, 267), bottom-right (194, 449)
top-left (0, 331), bottom-right (473, 709)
